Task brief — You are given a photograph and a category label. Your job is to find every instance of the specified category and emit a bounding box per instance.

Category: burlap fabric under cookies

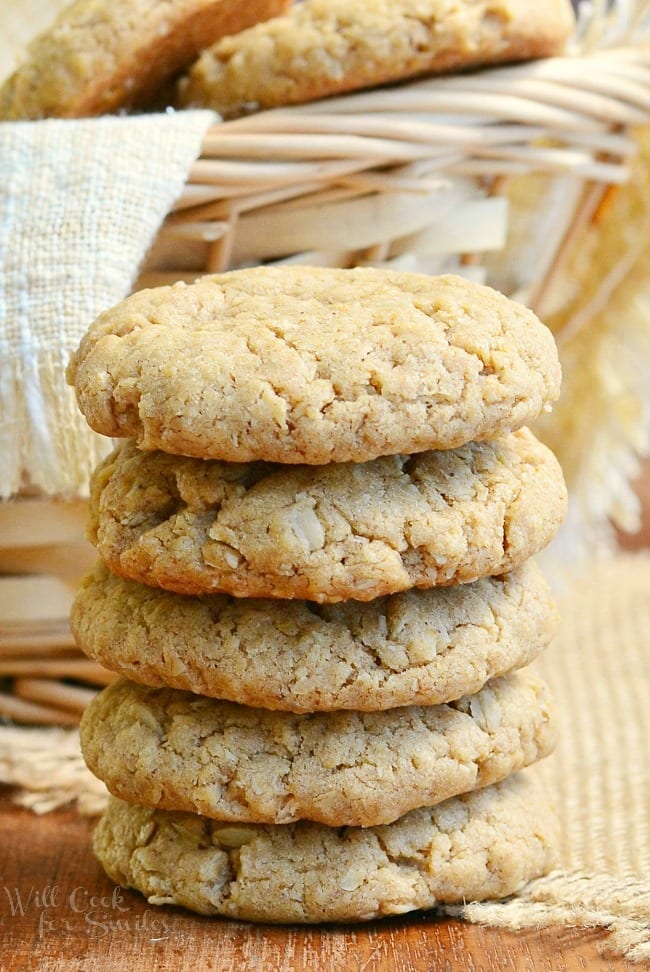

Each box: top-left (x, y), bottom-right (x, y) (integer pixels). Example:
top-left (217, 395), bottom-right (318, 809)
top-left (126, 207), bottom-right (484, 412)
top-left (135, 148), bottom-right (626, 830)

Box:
top-left (0, 110), bottom-right (215, 498)
top-left (455, 553), bottom-right (650, 963)
top-left (1, 553), bottom-right (648, 960)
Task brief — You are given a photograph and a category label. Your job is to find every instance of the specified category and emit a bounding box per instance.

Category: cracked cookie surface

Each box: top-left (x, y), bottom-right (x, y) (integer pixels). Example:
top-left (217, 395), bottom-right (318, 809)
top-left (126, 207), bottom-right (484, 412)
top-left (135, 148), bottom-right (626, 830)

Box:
top-left (178, 0), bottom-right (574, 117)
top-left (0, 0), bottom-right (290, 119)
top-left (93, 773), bottom-right (558, 922)
top-left (88, 428), bottom-right (567, 601)
top-left (80, 672), bottom-right (555, 827)
top-left (72, 560), bottom-right (557, 711)
top-left (68, 268), bottom-right (561, 464)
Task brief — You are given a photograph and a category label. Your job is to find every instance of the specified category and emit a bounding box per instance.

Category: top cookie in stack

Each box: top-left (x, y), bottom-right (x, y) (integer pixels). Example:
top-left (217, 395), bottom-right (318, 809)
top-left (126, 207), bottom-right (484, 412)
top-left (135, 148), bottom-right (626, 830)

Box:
top-left (69, 267), bottom-right (560, 464)
top-left (69, 267), bottom-right (567, 923)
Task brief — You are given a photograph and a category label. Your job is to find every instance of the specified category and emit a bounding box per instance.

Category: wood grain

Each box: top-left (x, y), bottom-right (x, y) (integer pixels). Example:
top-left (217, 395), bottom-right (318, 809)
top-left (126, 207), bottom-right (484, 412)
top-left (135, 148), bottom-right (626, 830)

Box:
top-left (0, 796), bottom-right (639, 972)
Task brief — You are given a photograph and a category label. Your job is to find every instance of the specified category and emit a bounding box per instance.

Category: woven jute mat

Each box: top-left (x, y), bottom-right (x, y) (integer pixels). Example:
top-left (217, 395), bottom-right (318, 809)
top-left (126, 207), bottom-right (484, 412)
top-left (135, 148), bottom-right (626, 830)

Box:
top-left (449, 552), bottom-right (650, 962)
top-left (1, 552), bottom-right (648, 959)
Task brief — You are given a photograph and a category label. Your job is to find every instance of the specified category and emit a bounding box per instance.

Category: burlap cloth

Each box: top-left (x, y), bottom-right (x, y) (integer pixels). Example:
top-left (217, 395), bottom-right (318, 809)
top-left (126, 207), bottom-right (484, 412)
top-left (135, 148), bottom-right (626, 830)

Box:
top-left (1, 552), bottom-right (648, 960)
top-left (455, 552), bottom-right (650, 962)
top-left (0, 110), bottom-right (215, 499)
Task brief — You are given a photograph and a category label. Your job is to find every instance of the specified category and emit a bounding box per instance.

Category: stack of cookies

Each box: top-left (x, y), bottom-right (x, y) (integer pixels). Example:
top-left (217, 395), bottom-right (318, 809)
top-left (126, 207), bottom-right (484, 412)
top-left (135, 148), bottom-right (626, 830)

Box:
top-left (68, 267), bottom-right (567, 923)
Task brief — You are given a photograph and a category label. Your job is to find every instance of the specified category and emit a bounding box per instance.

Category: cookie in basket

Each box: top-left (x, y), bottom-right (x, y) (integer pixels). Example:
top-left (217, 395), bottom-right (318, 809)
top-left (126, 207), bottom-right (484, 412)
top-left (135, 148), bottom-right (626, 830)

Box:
top-left (87, 429), bottom-right (567, 601)
top-left (71, 559), bottom-right (557, 711)
top-left (80, 672), bottom-right (555, 827)
top-left (93, 773), bottom-right (558, 922)
top-left (178, 0), bottom-right (575, 117)
top-left (0, 0), bottom-right (291, 119)
top-left (68, 268), bottom-right (561, 464)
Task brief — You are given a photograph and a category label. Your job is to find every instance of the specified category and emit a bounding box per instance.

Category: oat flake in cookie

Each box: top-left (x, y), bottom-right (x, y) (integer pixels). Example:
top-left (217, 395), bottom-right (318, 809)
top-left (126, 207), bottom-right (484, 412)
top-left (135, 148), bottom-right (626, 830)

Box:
top-left (68, 268), bottom-right (561, 464)
top-left (93, 774), bottom-right (559, 923)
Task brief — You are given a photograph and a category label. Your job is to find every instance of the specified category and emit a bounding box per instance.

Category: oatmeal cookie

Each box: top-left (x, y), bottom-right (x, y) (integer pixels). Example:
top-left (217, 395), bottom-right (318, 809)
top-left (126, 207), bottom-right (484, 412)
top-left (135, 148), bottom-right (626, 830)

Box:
top-left (178, 0), bottom-right (574, 117)
top-left (88, 429), bottom-right (567, 601)
top-left (80, 672), bottom-right (555, 826)
top-left (68, 268), bottom-right (561, 464)
top-left (71, 559), bottom-right (557, 711)
top-left (93, 773), bottom-right (558, 922)
top-left (0, 0), bottom-right (290, 119)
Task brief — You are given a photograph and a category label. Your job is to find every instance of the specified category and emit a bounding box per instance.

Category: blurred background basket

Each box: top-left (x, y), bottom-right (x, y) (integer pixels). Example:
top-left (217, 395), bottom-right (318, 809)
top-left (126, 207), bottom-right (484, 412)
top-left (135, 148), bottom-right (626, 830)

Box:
top-left (141, 47), bottom-right (650, 284)
top-left (1, 0), bottom-right (650, 725)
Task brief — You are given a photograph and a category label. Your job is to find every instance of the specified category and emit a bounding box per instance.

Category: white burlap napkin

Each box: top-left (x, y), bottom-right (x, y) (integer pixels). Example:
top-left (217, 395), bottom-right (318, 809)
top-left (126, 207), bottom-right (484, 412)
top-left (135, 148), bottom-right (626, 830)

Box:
top-left (0, 111), bottom-right (215, 499)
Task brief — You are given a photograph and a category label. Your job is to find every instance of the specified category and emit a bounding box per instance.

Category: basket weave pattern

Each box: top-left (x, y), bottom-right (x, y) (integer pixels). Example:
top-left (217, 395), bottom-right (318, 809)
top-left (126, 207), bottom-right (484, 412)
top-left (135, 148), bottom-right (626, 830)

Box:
top-left (142, 47), bottom-right (650, 310)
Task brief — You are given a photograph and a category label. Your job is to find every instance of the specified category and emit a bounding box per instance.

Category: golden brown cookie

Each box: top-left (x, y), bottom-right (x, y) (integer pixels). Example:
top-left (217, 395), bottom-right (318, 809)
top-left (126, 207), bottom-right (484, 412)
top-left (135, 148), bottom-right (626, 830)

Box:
top-left (0, 0), bottom-right (291, 119)
top-left (88, 429), bottom-right (567, 601)
top-left (67, 268), bottom-right (561, 464)
top-left (80, 672), bottom-right (556, 827)
top-left (71, 559), bottom-right (557, 711)
top-left (178, 0), bottom-right (574, 117)
top-left (93, 773), bottom-right (559, 922)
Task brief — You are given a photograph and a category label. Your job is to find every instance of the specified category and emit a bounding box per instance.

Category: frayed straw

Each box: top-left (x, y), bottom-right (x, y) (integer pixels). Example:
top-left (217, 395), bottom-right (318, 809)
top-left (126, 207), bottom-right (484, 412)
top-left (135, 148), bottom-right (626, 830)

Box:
top-left (534, 127), bottom-right (650, 572)
top-left (0, 725), bottom-right (106, 816)
top-left (448, 870), bottom-right (650, 963)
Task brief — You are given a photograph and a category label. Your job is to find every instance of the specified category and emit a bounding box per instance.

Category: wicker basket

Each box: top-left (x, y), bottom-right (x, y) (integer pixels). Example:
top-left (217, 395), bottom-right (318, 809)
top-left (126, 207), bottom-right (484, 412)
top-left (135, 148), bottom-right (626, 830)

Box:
top-left (139, 47), bottom-right (650, 293)
top-left (2, 10), bottom-right (650, 724)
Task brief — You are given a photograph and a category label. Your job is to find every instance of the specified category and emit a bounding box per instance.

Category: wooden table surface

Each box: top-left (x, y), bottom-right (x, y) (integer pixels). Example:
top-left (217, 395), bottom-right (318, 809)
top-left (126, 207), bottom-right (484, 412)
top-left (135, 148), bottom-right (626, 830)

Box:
top-left (0, 798), bottom-right (638, 972)
top-left (2, 460), bottom-right (649, 971)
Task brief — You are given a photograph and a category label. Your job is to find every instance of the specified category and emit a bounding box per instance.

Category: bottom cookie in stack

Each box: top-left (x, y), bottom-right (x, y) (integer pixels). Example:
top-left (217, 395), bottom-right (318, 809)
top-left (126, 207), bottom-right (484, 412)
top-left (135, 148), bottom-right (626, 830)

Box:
top-left (93, 774), bottom-right (558, 923)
